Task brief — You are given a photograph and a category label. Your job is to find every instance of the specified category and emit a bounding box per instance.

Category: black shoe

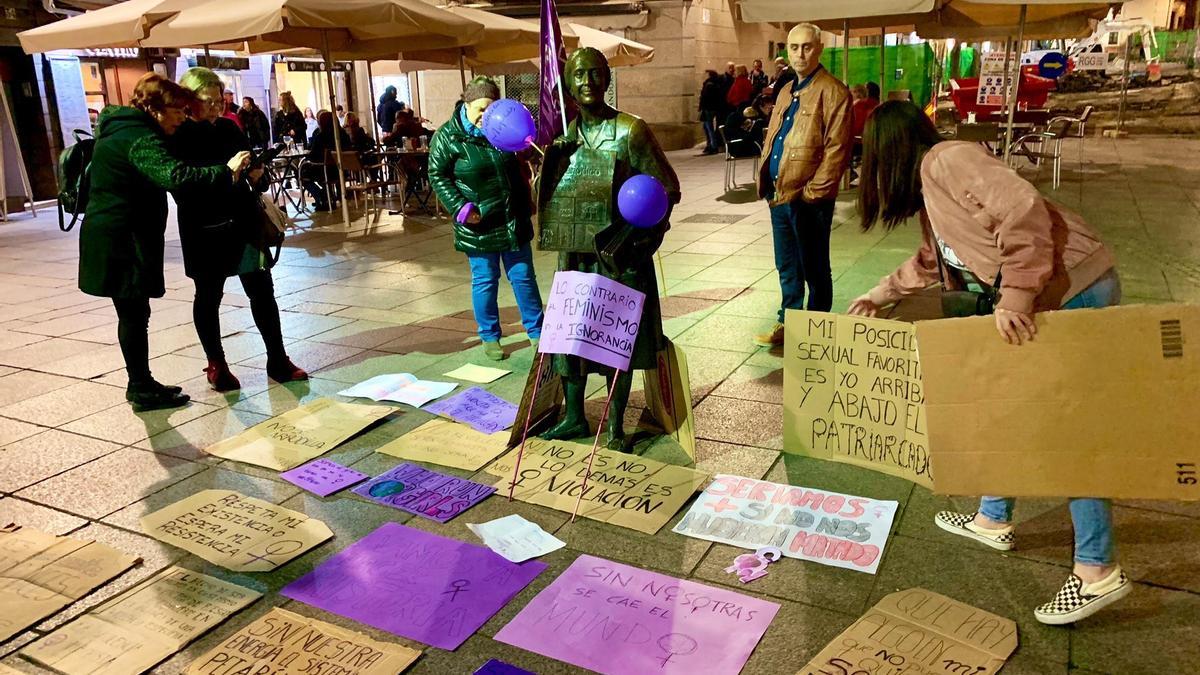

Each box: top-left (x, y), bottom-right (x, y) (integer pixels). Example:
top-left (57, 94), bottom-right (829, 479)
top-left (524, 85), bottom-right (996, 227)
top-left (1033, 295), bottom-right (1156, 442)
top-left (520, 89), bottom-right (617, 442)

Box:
top-left (126, 382), bottom-right (190, 413)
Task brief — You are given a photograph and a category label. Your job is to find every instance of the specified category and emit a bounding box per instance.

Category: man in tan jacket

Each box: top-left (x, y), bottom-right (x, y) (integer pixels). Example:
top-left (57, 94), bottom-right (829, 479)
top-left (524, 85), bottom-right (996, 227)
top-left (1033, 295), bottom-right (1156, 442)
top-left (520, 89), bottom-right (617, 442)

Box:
top-left (754, 23), bottom-right (851, 347)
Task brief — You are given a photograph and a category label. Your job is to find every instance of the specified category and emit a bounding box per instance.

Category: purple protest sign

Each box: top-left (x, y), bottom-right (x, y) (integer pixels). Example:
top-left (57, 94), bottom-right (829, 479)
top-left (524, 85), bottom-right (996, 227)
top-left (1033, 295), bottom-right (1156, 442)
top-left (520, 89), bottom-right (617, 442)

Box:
top-left (353, 462), bottom-right (495, 522)
top-left (474, 660), bottom-right (535, 675)
top-left (279, 458), bottom-right (369, 497)
top-left (495, 554), bottom-right (779, 675)
top-left (424, 387), bottom-right (518, 435)
top-left (282, 523), bottom-right (546, 650)
top-left (538, 271), bottom-right (645, 371)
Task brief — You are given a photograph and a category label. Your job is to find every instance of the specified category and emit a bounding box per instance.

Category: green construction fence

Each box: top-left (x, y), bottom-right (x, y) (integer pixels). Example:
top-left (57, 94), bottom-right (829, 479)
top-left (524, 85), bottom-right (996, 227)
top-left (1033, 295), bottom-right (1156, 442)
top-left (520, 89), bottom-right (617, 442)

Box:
top-left (1153, 30), bottom-right (1197, 67)
top-left (819, 43), bottom-right (937, 107)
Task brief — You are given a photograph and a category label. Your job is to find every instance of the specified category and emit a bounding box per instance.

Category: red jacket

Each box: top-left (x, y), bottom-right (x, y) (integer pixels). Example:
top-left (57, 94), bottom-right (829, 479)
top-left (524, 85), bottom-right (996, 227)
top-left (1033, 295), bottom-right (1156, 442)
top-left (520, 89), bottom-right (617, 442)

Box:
top-left (726, 76), bottom-right (753, 108)
top-left (850, 97), bottom-right (878, 138)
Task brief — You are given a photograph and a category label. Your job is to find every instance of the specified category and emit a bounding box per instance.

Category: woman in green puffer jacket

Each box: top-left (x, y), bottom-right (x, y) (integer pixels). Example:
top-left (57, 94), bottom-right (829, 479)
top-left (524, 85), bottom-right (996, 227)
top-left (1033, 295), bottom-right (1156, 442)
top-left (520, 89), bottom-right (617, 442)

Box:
top-left (79, 73), bottom-right (250, 412)
top-left (428, 76), bottom-right (544, 361)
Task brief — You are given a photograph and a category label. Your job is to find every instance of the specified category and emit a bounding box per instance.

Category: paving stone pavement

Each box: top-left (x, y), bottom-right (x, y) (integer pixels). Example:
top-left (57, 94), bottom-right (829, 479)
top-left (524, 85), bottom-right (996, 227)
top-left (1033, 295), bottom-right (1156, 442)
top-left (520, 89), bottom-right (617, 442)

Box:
top-left (1, 137), bottom-right (1199, 674)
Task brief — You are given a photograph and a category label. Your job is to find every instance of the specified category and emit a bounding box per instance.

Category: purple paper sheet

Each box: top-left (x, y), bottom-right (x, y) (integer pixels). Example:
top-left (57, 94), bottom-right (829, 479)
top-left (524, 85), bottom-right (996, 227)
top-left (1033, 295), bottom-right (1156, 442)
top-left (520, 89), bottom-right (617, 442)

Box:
top-left (423, 387), bottom-right (518, 435)
top-left (495, 554), bottom-right (779, 675)
top-left (352, 462), bottom-right (496, 522)
top-left (474, 659), bottom-right (535, 675)
top-left (282, 523), bottom-right (546, 650)
top-left (279, 459), bottom-right (369, 497)
top-left (537, 271), bottom-right (646, 371)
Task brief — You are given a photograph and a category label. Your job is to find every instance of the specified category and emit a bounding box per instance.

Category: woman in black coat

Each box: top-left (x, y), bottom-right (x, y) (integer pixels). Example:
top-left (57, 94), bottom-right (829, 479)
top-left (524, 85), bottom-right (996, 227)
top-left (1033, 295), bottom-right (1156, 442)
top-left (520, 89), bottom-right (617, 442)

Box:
top-left (238, 96), bottom-right (271, 148)
top-left (272, 91), bottom-right (306, 145)
top-left (79, 73), bottom-right (250, 412)
top-left (173, 67), bottom-right (307, 392)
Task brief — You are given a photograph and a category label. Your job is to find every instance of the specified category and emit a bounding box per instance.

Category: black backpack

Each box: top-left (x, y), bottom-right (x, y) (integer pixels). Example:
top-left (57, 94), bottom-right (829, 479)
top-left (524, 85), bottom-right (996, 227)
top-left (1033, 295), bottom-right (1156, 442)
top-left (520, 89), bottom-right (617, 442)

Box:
top-left (56, 129), bottom-right (95, 232)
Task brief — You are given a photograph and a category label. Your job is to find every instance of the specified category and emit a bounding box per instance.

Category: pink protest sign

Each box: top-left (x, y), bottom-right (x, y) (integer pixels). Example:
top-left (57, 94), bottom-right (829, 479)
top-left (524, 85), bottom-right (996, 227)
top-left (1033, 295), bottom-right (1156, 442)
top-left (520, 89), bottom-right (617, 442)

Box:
top-left (282, 523), bottom-right (546, 650)
top-left (494, 554), bottom-right (779, 675)
top-left (538, 271), bottom-right (645, 371)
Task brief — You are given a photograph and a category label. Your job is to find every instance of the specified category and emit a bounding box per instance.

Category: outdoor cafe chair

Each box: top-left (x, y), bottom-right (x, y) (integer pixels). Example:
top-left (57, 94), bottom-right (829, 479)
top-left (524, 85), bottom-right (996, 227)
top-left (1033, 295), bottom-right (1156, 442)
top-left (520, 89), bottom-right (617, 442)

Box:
top-left (717, 124), bottom-right (761, 192)
top-left (1007, 118), bottom-right (1073, 189)
top-left (337, 151), bottom-right (393, 216)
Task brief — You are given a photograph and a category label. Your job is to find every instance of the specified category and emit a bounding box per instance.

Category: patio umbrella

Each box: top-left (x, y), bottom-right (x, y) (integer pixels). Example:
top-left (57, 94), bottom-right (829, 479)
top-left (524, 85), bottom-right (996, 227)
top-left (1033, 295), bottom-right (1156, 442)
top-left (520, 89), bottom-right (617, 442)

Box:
top-left (139, 0), bottom-right (486, 226)
top-left (17, 0), bottom-right (190, 52)
top-left (425, 22), bottom-right (655, 77)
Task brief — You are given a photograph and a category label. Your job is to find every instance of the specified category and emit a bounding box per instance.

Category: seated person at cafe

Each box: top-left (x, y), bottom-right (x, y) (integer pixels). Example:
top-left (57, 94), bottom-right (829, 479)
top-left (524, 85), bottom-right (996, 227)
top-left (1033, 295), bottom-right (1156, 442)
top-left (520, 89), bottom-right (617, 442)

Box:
top-left (382, 109), bottom-right (435, 147)
top-left (344, 112), bottom-right (376, 154)
top-left (722, 94), bottom-right (774, 158)
top-left (301, 111), bottom-right (351, 211)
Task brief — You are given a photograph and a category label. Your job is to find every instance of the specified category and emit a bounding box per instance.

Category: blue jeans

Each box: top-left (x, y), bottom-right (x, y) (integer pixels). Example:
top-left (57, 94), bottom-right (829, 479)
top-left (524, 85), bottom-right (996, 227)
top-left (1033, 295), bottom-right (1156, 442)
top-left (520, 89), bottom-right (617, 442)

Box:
top-left (701, 111), bottom-right (719, 151)
top-left (770, 199), bottom-right (834, 322)
top-left (466, 243), bottom-right (544, 342)
top-left (979, 268), bottom-right (1122, 565)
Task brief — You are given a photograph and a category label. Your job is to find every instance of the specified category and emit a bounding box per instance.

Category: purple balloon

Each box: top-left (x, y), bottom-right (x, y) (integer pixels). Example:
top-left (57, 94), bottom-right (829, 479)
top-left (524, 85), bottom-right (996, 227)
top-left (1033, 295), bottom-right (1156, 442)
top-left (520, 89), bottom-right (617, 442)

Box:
top-left (617, 174), bottom-right (669, 228)
top-left (481, 99), bottom-right (536, 152)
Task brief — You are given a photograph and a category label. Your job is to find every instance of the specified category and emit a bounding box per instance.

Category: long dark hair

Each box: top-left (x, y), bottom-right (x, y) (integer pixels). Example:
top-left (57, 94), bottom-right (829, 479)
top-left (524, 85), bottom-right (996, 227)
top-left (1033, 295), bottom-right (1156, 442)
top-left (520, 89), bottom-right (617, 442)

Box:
top-left (857, 101), bottom-right (944, 232)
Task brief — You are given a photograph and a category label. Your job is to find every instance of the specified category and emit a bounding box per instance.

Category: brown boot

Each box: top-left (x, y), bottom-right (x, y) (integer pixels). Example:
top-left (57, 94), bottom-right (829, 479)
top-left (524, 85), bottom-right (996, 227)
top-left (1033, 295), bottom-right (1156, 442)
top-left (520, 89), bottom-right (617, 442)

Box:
top-left (753, 322), bottom-right (785, 347)
top-left (203, 361), bottom-right (241, 392)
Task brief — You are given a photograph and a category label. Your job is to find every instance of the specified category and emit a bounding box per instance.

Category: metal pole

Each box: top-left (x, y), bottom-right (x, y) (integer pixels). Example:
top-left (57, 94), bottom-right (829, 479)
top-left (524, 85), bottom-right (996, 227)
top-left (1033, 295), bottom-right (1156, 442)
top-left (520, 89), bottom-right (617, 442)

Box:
top-left (879, 26), bottom-right (886, 97)
top-left (1003, 5), bottom-right (1027, 163)
top-left (366, 60), bottom-right (379, 136)
top-left (321, 31), bottom-right (352, 227)
top-left (459, 48), bottom-right (467, 90)
top-left (1117, 34), bottom-right (1132, 132)
top-left (843, 19), bottom-right (851, 84)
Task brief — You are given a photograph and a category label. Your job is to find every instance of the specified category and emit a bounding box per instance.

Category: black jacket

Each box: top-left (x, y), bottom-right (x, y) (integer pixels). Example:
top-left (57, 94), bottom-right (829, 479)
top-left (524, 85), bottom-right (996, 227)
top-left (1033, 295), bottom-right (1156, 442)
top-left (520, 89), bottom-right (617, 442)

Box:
top-left (428, 101), bottom-right (533, 254)
top-left (78, 106), bottom-right (230, 298)
top-left (171, 117), bottom-right (268, 279)
top-left (377, 99), bottom-right (403, 135)
top-left (272, 108), bottom-right (305, 144)
top-left (239, 107), bottom-right (271, 148)
top-left (699, 76), bottom-right (724, 113)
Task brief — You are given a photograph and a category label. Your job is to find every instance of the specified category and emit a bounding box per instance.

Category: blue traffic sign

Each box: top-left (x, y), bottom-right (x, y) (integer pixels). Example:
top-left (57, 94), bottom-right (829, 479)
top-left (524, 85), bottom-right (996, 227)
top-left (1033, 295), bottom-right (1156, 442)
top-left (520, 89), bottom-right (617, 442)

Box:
top-left (1038, 52), bottom-right (1068, 79)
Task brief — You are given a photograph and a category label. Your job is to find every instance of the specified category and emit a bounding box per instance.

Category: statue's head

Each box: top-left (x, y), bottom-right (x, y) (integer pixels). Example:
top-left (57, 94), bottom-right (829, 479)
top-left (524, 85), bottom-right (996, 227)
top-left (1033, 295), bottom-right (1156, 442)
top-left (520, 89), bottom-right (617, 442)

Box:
top-left (565, 47), bottom-right (611, 110)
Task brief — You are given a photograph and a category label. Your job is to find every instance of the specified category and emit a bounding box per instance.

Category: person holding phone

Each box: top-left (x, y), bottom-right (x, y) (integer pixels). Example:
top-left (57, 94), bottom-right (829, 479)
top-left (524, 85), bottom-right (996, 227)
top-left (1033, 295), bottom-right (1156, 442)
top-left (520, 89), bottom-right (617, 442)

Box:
top-left (848, 101), bottom-right (1125, 625)
top-left (173, 67), bottom-right (306, 392)
top-left (428, 76), bottom-right (544, 361)
top-left (79, 73), bottom-right (250, 411)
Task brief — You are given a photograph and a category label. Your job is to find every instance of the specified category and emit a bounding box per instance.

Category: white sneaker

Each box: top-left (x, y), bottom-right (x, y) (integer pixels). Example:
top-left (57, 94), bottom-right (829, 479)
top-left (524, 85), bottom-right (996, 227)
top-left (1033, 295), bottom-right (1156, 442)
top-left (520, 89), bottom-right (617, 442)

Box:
top-left (1034, 568), bottom-right (1131, 625)
top-left (934, 511), bottom-right (1015, 551)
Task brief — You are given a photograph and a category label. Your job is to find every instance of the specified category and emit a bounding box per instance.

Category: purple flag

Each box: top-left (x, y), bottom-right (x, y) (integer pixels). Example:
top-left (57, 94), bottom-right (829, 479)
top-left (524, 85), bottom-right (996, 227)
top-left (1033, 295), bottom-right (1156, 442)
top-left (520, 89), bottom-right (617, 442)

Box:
top-left (537, 0), bottom-right (567, 145)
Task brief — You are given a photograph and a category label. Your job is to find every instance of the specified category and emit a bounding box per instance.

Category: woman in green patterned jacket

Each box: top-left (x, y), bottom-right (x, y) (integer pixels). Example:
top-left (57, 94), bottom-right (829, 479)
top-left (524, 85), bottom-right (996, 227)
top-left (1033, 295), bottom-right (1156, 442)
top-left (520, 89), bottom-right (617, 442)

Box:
top-left (78, 73), bottom-right (250, 412)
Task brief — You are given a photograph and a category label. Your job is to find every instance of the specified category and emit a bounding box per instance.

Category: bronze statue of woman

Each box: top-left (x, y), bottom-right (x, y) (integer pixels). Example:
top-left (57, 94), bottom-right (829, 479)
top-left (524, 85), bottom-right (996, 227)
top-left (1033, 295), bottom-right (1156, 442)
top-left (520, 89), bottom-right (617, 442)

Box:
top-left (537, 47), bottom-right (681, 452)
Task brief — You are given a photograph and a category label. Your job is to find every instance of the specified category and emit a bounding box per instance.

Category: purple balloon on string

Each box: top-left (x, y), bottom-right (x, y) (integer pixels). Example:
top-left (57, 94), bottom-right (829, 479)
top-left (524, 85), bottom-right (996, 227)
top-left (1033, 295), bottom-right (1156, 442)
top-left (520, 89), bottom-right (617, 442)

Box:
top-left (617, 174), bottom-right (669, 228)
top-left (481, 99), bottom-right (536, 152)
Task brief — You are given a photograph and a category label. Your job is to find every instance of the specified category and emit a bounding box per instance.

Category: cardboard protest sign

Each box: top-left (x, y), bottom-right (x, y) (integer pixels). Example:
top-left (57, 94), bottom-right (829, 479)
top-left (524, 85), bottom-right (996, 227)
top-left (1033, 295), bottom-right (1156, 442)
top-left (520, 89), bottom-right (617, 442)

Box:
top-left (506, 358), bottom-right (563, 448)
top-left (916, 304), bottom-right (1200, 499)
top-left (282, 523), bottom-right (546, 650)
top-left (279, 458), bottom-right (369, 497)
top-left (22, 566), bottom-right (261, 675)
top-left (538, 271), bottom-right (646, 371)
top-left (185, 607), bottom-right (421, 675)
top-left (140, 490), bottom-right (333, 572)
top-left (204, 398), bottom-right (394, 470)
top-left (339, 373), bottom-right (458, 407)
top-left (352, 462), bottom-right (495, 522)
top-left (484, 438), bottom-right (708, 534)
top-left (784, 311), bottom-right (932, 489)
top-left (673, 475), bottom-right (898, 574)
top-left (378, 418), bottom-right (510, 471)
top-left (0, 524), bottom-right (141, 642)
top-left (424, 386), bottom-right (519, 435)
top-left (495, 554), bottom-right (779, 675)
top-left (798, 588), bottom-right (1017, 675)
top-left (642, 338), bottom-right (696, 460)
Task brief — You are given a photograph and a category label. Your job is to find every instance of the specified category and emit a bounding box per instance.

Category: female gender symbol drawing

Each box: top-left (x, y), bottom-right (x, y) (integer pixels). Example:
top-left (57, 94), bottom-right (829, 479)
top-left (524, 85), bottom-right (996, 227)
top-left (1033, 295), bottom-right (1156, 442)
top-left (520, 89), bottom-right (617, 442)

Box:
top-left (656, 633), bottom-right (698, 668)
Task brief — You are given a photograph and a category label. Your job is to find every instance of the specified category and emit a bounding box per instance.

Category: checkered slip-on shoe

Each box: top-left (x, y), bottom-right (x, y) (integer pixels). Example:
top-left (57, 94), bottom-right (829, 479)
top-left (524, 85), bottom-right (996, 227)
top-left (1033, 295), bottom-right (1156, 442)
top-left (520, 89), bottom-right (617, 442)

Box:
top-left (1035, 569), bottom-right (1131, 625)
top-left (934, 511), bottom-right (1015, 551)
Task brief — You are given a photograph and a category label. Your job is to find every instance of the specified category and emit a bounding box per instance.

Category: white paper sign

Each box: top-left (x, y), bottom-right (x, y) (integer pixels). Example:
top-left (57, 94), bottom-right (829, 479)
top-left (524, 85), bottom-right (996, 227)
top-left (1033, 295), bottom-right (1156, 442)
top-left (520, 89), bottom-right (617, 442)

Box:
top-left (976, 52), bottom-right (1012, 107)
top-left (466, 514), bottom-right (565, 563)
top-left (338, 373), bottom-right (457, 407)
top-left (672, 474), bottom-right (898, 574)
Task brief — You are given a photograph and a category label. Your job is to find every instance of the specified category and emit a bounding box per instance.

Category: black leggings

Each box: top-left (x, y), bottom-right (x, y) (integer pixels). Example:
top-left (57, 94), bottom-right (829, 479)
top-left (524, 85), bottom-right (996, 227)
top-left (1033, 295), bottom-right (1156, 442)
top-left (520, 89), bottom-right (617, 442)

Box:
top-left (112, 297), bottom-right (152, 386)
top-left (193, 270), bottom-right (286, 362)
